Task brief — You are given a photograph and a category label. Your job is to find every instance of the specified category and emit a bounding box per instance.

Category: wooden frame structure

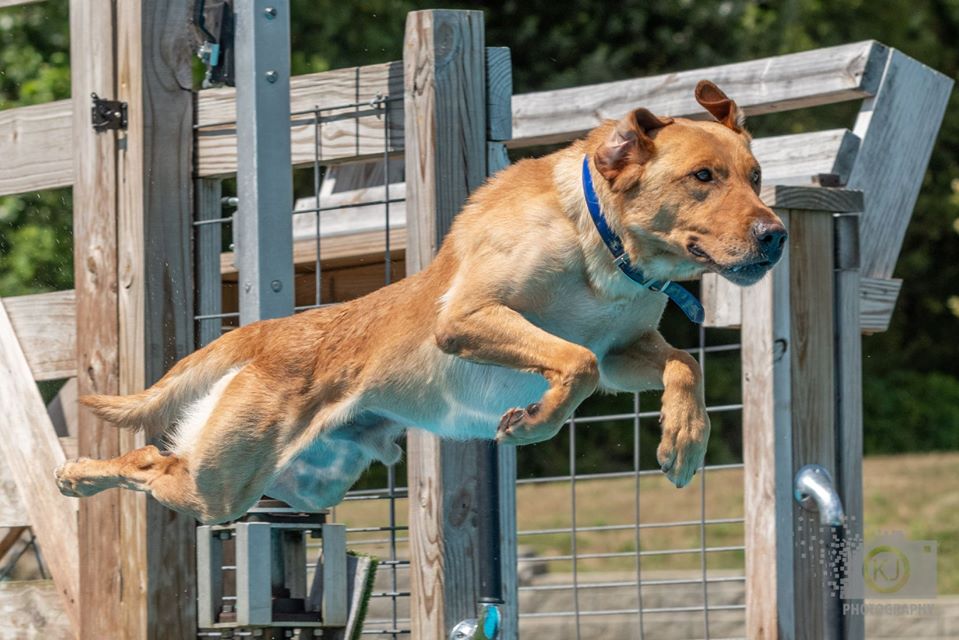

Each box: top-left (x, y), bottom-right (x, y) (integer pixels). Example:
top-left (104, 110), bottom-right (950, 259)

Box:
top-left (0, 3), bottom-right (951, 638)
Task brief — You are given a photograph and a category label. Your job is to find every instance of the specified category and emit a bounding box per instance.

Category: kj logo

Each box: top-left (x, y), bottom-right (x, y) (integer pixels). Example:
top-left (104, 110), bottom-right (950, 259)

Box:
top-left (842, 532), bottom-right (937, 599)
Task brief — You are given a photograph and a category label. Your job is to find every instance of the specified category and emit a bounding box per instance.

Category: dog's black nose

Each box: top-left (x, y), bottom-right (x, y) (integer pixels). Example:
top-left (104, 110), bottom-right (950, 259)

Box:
top-left (752, 220), bottom-right (787, 262)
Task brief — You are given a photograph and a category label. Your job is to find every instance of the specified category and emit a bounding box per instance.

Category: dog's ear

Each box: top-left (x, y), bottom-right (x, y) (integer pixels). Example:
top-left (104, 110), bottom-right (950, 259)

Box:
top-left (594, 108), bottom-right (672, 190)
top-left (695, 80), bottom-right (745, 133)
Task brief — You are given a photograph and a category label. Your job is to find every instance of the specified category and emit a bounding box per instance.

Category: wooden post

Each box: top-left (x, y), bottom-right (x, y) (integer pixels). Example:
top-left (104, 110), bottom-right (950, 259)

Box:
top-left (404, 9), bottom-right (488, 638)
top-left (70, 0), bottom-right (122, 637)
top-left (116, 1), bottom-right (197, 638)
top-left (834, 213), bottom-right (864, 640)
top-left (742, 188), bottom-right (863, 640)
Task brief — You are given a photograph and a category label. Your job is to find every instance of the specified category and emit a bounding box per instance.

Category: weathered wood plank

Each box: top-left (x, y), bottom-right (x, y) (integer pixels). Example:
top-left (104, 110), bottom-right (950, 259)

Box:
top-left (789, 210), bottom-right (837, 639)
top-left (486, 47), bottom-right (512, 142)
top-left (702, 273), bottom-right (741, 328)
top-left (116, 2), bottom-right (198, 637)
top-left (859, 276), bottom-right (901, 334)
top-left (0, 100), bottom-right (72, 197)
top-left (70, 0), bottom-right (120, 636)
top-left (509, 41), bottom-right (887, 147)
top-left (0, 471), bottom-right (27, 528)
top-left (0, 301), bottom-right (79, 630)
top-left (0, 581), bottom-right (72, 640)
top-left (0, 527), bottom-right (27, 560)
top-left (754, 129), bottom-right (860, 186)
top-left (405, 10), bottom-right (488, 639)
top-left (849, 49), bottom-right (954, 279)
top-left (834, 214), bottom-right (864, 640)
top-left (196, 61), bottom-right (403, 176)
top-left (741, 209), bottom-right (792, 640)
top-left (1, 290), bottom-right (76, 381)
top-left (760, 185), bottom-right (863, 213)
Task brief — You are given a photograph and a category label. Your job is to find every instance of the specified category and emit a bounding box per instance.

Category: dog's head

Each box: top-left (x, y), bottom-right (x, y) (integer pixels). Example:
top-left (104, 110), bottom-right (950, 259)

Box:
top-left (591, 80), bottom-right (786, 286)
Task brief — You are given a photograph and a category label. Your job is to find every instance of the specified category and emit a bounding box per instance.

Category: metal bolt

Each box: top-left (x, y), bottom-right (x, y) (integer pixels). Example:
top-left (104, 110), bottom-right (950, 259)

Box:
top-left (264, 6), bottom-right (277, 19)
top-left (265, 70), bottom-right (278, 83)
top-left (270, 279), bottom-right (283, 292)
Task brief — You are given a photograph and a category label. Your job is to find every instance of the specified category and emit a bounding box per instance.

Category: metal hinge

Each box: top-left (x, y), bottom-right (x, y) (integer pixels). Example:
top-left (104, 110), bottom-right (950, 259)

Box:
top-left (90, 93), bottom-right (128, 132)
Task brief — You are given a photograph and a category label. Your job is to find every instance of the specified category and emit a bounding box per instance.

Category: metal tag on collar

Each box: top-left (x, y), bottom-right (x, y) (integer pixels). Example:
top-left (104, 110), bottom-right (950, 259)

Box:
top-left (646, 279), bottom-right (671, 293)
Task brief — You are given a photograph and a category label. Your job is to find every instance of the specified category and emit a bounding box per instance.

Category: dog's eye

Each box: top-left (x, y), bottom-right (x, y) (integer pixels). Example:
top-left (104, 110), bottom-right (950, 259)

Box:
top-left (750, 169), bottom-right (761, 185)
top-left (694, 169), bottom-right (713, 182)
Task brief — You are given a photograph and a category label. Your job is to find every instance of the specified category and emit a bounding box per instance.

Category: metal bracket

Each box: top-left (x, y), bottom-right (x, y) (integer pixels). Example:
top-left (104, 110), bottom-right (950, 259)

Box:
top-left (90, 93), bottom-right (127, 132)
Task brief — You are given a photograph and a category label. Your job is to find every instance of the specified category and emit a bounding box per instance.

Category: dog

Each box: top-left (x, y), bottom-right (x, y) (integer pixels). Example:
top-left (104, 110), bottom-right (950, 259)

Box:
top-left (55, 81), bottom-right (786, 524)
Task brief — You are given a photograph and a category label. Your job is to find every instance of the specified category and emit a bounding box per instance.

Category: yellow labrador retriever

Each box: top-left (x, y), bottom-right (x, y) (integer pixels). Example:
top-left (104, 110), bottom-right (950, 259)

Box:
top-left (56, 81), bottom-right (786, 524)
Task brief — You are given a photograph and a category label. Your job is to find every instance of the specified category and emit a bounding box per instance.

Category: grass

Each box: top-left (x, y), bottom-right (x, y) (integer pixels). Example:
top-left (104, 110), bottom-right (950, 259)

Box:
top-left (332, 451), bottom-right (959, 593)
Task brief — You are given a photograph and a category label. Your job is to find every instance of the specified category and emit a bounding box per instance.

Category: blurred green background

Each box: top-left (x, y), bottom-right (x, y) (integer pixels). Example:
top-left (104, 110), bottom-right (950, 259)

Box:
top-left (1, 0), bottom-right (957, 472)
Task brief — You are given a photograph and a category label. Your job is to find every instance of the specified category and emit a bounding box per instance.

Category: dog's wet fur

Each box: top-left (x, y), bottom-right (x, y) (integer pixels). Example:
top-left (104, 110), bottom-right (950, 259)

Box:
top-left (56, 81), bottom-right (786, 524)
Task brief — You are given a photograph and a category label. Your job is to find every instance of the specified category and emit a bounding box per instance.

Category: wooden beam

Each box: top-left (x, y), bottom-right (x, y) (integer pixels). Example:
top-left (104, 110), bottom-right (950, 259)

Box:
top-left (115, 1), bottom-right (197, 637)
top-left (0, 100), bottom-right (72, 197)
top-left (0, 527), bottom-right (27, 560)
top-left (849, 49), bottom-right (954, 279)
top-left (2, 290), bottom-right (76, 380)
top-left (702, 273), bottom-right (741, 329)
top-left (834, 214), bottom-right (864, 640)
top-left (859, 276), bottom-right (901, 334)
top-left (509, 41), bottom-right (887, 147)
top-left (0, 0), bottom-right (45, 7)
top-left (70, 0), bottom-right (121, 637)
top-left (754, 129), bottom-right (860, 186)
top-left (741, 210), bottom-right (792, 639)
top-left (0, 301), bottom-right (79, 630)
top-left (0, 581), bottom-right (72, 638)
top-left (405, 10), bottom-right (488, 638)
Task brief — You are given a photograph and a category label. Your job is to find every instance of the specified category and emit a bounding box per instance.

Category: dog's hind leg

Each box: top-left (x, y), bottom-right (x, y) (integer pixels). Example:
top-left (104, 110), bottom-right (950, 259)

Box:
top-left (57, 366), bottom-right (310, 524)
top-left (55, 445), bottom-right (207, 518)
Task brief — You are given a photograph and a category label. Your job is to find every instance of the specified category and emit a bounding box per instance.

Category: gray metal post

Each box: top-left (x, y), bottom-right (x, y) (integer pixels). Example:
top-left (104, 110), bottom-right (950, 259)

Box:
top-left (234, 0), bottom-right (294, 324)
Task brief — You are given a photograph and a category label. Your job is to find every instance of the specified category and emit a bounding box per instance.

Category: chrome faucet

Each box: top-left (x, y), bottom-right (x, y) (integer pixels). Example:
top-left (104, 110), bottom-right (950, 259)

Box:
top-left (794, 464), bottom-right (845, 527)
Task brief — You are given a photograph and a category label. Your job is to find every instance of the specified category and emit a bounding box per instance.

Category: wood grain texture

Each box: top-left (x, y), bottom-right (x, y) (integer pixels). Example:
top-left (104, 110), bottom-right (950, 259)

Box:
top-left (509, 41), bottom-right (886, 147)
top-left (116, 1), bottom-right (198, 637)
top-left (404, 10), bottom-right (488, 639)
top-left (0, 301), bottom-right (79, 630)
top-left (486, 47), bottom-right (512, 142)
top-left (754, 129), bottom-right (860, 186)
top-left (0, 581), bottom-right (72, 639)
top-left (70, 0), bottom-right (120, 636)
top-left (834, 215), bottom-right (864, 640)
top-left (741, 209), bottom-right (792, 640)
top-left (0, 100), bottom-right (72, 197)
top-left (0, 470), bottom-right (27, 528)
top-left (760, 185), bottom-right (863, 213)
top-left (702, 273), bottom-right (741, 328)
top-left (788, 211), bottom-right (836, 640)
top-left (849, 49), bottom-right (954, 279)
top-left (2, 290), bottom-right (76, 380)
top-left (859, 276), bottom-right (901, 334)
top-left (196, 61), bottom-right (403, 176)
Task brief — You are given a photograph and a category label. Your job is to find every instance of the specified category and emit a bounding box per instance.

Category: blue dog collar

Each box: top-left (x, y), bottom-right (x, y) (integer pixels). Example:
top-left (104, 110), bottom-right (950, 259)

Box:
top-left (581, 155), bottom-right (705, 324)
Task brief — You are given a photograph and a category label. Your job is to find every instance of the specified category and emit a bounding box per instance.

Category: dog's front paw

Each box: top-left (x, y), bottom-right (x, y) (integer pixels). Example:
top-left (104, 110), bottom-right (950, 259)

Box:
top-left (656, 399), bottom-right (711, 488)
top-left (54, 458), bottom-right (99, 498)
top-left (495, 403), bottom-right (558, 445)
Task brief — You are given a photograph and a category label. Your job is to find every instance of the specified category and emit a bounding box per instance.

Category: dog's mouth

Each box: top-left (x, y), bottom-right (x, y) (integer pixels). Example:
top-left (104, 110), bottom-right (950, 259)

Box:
top-left (687, 242), bottom-right (774, 286)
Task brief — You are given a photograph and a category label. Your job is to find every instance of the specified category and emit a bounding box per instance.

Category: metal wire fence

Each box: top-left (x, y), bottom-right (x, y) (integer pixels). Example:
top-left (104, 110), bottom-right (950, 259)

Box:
top-left (512, 323), bottom-right (746, 639)
top-left (193, 89), bottom-right (411, 638)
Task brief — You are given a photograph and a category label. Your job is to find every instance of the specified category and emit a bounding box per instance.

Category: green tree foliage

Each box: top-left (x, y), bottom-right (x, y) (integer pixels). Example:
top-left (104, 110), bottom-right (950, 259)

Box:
top-left (1, 0), bottom-right (957, 461)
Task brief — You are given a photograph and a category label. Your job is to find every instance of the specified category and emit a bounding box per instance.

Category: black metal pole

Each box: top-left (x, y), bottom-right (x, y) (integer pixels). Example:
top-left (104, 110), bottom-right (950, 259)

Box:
top-left (477, 440), bottom-right (503, 604)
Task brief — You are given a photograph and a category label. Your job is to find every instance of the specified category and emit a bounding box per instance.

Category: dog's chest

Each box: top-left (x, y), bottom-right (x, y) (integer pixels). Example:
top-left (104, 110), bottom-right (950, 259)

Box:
top-left (529, 281), bottom-right (667, 356)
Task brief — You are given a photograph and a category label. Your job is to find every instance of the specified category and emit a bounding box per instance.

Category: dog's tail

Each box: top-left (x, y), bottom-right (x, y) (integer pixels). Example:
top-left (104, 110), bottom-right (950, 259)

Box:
top-left (79, 325), bottom-right (263, 438)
